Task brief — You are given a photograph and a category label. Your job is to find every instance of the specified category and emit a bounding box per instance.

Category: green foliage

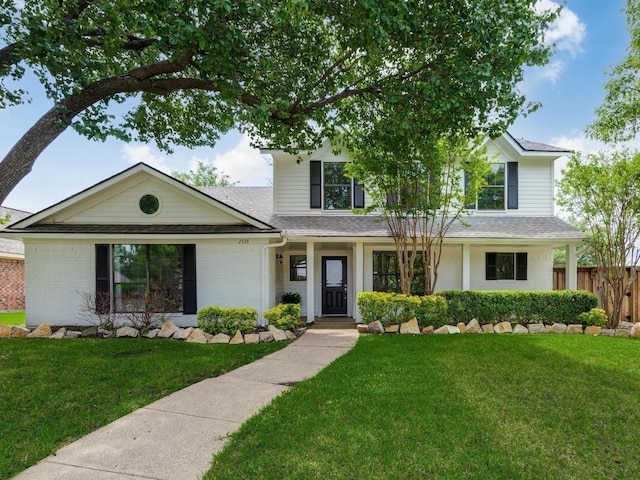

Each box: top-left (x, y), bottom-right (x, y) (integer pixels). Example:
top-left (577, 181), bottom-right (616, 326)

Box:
top-left (197, 306), bottom-right (257, 335)
top-left (578, 308), bottom-right (608, 328)
top-left (281, 292), bottom-right (301, 304)
top-left (557, 150), bottom-right (640, 327)
top-left (263, 303), bottom-right (301, 331)
top-left (0, 0), bottom-right (557, 204)
top-left (356, 291), bottom-right (446, 328)
top-left (439, 290), bottom-right (598, 325)
top-left (588, 0), bottom-right (640, 142)
top-left (172, 161), bottom-right (235, 187)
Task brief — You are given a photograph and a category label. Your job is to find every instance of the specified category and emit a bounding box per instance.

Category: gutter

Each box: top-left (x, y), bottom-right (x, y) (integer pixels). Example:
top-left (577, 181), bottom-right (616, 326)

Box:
top-left (260, 233), bottom-right (288, 325)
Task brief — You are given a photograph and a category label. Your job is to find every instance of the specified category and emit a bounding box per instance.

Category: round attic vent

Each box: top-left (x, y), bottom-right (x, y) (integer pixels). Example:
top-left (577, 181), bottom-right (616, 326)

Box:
top-left (139, 194), bottom-right (160, 215)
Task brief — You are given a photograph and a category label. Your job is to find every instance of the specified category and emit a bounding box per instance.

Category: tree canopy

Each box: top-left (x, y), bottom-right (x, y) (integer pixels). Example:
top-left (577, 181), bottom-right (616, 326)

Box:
top-left (0, 0), bottom-right (556, 204)
top-left (171, 161), bottom-right (235, 187)
top-left (556, 150), bottom-right (640, 328)
top-left (588, 0), bottom-right (640, 142)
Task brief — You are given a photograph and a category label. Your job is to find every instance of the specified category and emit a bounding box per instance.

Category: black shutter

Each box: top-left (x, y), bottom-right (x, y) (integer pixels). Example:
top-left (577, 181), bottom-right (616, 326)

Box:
top-left (486, 252), bottom-right (497, 280)
top-left (507, 162), bottom-right (519, 209)
top-left (464, 170), bottom-right (475, 210)
top-left (182, 244), bottom-right (197, 314)
top-left (95, 244), bottom-right (110, 313)
top-left (353, 178), bottom-right (365, 209)
top-left (310, 160), bottom-right (321, 209)
top-left (516, 252), bottom-right (528, 280)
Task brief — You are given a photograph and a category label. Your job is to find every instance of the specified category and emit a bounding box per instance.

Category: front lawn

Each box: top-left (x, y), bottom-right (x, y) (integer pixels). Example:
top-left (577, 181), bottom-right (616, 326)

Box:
top-left (206, 335), bottom-right (640, 480)
top-left (0, 310), bottom-right (26, 325)
top-left (0, 339), bottom-right (287, 479)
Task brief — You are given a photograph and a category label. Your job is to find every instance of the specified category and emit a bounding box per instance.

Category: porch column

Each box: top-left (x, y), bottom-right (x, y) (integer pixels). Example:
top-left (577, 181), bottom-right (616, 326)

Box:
top-left (462, 243), bottom-right (471, 290)
top-left (306, 241), bottom-right (315, 323)
top-left (565, 243), bottom-right (577, 290)
top-left (354, 242), bottom-right (364, 322)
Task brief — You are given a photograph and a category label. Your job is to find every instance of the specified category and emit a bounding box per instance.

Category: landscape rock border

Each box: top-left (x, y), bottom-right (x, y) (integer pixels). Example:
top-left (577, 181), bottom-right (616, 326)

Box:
top-left (358, 318), bottom-right (640, 339)
top-left (0, 321), bottom-right (301, 344)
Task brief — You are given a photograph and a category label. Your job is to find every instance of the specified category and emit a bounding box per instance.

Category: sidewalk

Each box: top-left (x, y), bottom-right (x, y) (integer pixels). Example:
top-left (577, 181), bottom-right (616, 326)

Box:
top-left (14, 328), bottom-right (359, 480)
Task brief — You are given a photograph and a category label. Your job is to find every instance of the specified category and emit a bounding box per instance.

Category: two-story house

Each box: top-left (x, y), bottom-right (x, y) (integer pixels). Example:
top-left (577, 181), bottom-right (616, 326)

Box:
top-left (2, 132), bottom-right (584, 327)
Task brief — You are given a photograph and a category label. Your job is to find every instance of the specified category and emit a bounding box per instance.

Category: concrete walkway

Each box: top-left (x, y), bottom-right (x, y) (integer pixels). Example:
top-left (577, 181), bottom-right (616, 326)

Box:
top-left (14, 329), bottom-right (359, 480)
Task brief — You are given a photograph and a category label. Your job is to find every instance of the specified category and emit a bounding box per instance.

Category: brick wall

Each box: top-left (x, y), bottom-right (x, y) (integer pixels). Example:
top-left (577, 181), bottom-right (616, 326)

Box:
top-left (0, 258), bottom-right (25, 311)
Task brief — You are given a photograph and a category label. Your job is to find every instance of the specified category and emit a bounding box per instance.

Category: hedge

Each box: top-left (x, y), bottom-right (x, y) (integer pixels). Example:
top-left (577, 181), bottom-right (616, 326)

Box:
top-left (356, 292), bottom-right (448, 328)
top-left (263, 303), bottom-right (301, 331)
top-left (438, 290), bottom-right (598, 325)
top-left (196, 306), bottom-right (258, 335)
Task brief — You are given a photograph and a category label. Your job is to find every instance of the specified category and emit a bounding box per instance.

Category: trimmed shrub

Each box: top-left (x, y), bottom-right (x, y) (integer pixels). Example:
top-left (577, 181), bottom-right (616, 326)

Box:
top-left (197, 306), bottom-right (258, 335)
top-left (578, 308), bottom-right (608, 327)
top-left (357, 292), bottom-right (447, 327)
top-left (282, 292), bottom-right (302, 304)
top-left (263, 303), bottom-right (301, 331)
top-left (439, 290), bottom-right (597, 325)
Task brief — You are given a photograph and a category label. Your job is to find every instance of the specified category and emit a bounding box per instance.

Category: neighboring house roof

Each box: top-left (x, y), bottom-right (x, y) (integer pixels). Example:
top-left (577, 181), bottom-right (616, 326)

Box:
top-left (204, 187), bottom-right (584, 243)
top-left (0, 207), bottom-right (31, 257)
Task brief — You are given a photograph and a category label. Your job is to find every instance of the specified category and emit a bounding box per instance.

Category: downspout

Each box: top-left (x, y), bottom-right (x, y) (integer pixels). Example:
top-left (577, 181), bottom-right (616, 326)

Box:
top-left (260, 233), bottom-right (288, 326)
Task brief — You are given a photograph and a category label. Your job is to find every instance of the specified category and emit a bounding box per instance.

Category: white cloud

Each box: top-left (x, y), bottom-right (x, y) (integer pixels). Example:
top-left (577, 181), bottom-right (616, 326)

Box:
top-left (537, 0), bottom-right (586, 56)
top-left (121, 144), bottom-right (173, 174)
top-left (549, 131), bottom-right (608, 156)
top-left (538, 59), bottom-right (565, 85)
top-left (206, 135), bottom-right (272, 186)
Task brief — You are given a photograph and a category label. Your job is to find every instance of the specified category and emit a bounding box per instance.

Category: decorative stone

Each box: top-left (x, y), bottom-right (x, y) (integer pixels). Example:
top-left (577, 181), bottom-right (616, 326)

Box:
top-left (630, 323), bottom-right (640, 338)
top-left (550, 323), bottom-right (567, 334)
top-left (566, 324), bottom-right (584, 334)
top-left (434, 325), bottom-right (449, 334)
top-left (157, 321), bottom-right (179, 338)
top-left (285, 330), bottom-right (296, 340)
top-left (400, 318), bottom-right (420, 335)
top-left (258, 331), bottom-right (274, 343)
top-left (144, 328), bottom-right (160, 338)
top-left (600, 328), bottom-right (615, 337)
top-left (211, 333), bottom-right (232, 344)
top-left (385, 325), bottom-right (399, 334)
top-left (81, 326), bottom-right (98, 338)
top-left (545, 325), bottom-right (552, 333)
top-left (10, 325), bottom-right (30, 338)
top-left (513, 324), bottom-right (529, 334)
top-left (27, 323), bottom-right (51, 338)
top-left (356, 324), bottom-right (369, 334)
top-left (172, 327), bottom-right (194, 341)
top-left (98, 328), bottom-right (113, 338)
top-left (268, 324), bottom-right (288, 341)
top-left (367, 320), bottom-right (385, 334)
top-left (482, 324), bottom-right (495, 333)
top-left (584, 326), bottom-right (602, 336)
top-left (230, 330), bottom-right (245, 344)
top-left (615, 328), bottom-right (630, 338)
top-left (528, 323), bottom-right (547, 334)
top-left (422, 326), bottom-right (434, 334)
top-left (65, 330), bottom-right (82, 338)
top-left (457, 322), bottom-right (466, 334)
top-left (116, 326), bottom-right (140, 338)
top-left (0, 324), bottom-right (12, 338)
top-left (186, 328), bottom-right (209, 344)
top-left (446, 325), bottom-right (461, 334)
top-left (619, 320), bottom-right (634, 329)
top-left (494, 321), bottom-right (512, 334)
top-left (245, 333), bottom-right (260, 344)
top-left (50, 328), bottom-right (66, 339)
top-left (465, 319), bottom-right (482, 333)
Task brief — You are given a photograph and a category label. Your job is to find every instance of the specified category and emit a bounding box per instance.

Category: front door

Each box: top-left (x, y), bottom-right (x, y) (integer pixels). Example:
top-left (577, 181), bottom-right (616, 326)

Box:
top-left (322, 256), bottom-right (347, 315)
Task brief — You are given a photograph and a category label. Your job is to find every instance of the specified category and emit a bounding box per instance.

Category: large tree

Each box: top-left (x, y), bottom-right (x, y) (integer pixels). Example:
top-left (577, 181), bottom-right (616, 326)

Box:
top-left (588, 0), bottom-right (640, 142)
top-left (172, 161), bottom-right (235, 187)
top-left (0, 0), bottom-right (556, 204)
top-left (556, 150), bottom-right (640, 328)
top-left (347, 126), bottom-right (489, 296)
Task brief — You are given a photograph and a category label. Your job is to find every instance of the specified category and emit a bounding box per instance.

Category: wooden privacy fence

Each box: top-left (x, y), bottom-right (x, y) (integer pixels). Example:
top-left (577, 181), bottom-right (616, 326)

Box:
top-left (553, 267), bottom-right (639, 323)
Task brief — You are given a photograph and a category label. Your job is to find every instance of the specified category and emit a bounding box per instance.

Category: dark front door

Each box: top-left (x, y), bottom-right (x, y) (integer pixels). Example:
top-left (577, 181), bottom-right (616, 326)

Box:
top-left (322, 256), bottom-right (347, 315)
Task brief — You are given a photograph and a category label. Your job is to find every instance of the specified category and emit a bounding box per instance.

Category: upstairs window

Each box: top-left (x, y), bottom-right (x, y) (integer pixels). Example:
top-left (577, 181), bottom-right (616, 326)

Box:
top-left (478, 163), bottom-right (505, 210)
top-left (323, 162), bottom-right (351, 210)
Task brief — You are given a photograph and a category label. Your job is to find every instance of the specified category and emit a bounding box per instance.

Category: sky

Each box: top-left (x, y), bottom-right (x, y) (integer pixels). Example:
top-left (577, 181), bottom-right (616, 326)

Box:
top-left (0, 0), bottom-right (632, 214)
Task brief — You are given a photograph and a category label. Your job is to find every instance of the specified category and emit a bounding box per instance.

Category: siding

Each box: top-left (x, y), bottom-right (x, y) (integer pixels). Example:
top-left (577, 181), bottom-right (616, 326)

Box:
top-left (50, 175), bottom-right (243, 225)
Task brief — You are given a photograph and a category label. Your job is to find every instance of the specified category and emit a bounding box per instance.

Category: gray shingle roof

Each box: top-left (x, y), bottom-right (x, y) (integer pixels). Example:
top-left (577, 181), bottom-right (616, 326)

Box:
top-left (510, 135), bottom-right (571, 153)
top-left (199, 186), bottom-right (273, 223)
top-left (0, 207), bottom-right (31, 256)
top-left (6, 224), bottom-right (276, 235)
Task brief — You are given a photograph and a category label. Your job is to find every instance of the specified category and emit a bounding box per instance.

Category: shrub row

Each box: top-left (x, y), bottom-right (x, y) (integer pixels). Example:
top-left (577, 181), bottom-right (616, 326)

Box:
top-left (439, 290), bottom-right (598, 325)
top-left (356, 292), bottom-right (448, 328)
top-left (197, 303), bottom-right (301, 335)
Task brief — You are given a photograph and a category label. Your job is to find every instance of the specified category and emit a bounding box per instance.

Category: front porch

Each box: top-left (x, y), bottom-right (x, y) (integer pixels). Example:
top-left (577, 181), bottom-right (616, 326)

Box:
top-left (303, 316), bottom-right (358, 329)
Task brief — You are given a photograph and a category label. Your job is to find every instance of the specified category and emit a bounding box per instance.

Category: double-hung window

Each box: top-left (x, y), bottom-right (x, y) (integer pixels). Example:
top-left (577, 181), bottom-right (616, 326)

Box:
top-left (310, 161), bottom-right (364, 210)
top-left (486, 252), bottom-right (527, 281)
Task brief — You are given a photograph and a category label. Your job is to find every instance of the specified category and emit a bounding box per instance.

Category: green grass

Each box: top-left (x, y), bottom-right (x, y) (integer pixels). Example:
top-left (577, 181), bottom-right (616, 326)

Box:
top-left (0, 310), bottom-right (25, 325)
top-left (206, 335), bottom-right (640, 480)
top-left (0, 339), bottom-right (287, 479)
